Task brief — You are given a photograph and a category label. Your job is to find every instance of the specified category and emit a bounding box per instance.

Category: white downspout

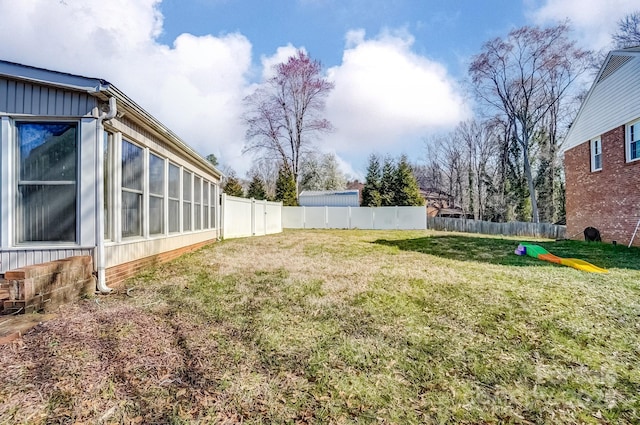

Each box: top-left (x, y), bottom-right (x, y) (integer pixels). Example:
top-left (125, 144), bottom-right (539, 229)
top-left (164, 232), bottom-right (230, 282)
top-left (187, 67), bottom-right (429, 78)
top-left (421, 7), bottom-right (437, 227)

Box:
top-left (95, 97), bottom-right (117, 293)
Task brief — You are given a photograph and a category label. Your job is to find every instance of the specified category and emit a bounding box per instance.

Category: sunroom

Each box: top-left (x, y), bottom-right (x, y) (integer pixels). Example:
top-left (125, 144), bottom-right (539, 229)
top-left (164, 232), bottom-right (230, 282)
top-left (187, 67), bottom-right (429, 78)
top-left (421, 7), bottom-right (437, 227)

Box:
top-left (0, 60), bottom-right (221, 309)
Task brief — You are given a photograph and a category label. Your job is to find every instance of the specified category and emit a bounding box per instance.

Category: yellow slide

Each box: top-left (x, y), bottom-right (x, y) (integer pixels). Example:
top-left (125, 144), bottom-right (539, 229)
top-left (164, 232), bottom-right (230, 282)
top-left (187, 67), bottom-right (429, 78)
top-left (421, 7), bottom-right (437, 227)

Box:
top-left (516, 243), bottom-right (608, 273)
top-left (559, 258), bottom-right (608, 273)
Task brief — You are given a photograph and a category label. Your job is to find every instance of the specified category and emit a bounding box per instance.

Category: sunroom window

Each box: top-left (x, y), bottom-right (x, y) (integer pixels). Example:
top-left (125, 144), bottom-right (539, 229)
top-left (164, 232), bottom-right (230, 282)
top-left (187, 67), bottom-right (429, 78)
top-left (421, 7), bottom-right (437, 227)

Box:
top-left (16, 122), bottom-right (77, 243)
top-left (121, 140), bottom-right (143, 238)
top-left (149, 153), bottom-right (165, 235)
top-left (183, 170), bottom-right (192, 231)
top-left (194, 176), bottom-right (202, 231)
top-left (203, 181), bottom-right (210, 229)
top-left (168, 163), bottom-right (180, 233)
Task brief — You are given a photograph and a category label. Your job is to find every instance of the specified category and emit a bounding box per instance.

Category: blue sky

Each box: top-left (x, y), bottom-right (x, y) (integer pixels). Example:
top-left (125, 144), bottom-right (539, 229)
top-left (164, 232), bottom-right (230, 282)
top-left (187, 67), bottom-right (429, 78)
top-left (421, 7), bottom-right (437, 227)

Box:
top-left (0, 0), bottom-right (638, 178)
top-left (157, 0), bottom-right (527, 80)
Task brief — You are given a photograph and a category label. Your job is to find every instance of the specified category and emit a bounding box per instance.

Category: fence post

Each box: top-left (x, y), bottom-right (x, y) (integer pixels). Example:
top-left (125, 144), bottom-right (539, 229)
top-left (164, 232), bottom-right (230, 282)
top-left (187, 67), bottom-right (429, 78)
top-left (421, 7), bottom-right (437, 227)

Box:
top-left (263, 200), bottom-right (267, 236)
top-left (250, 198), bottom-right (256, 236)
top-left (220, 193), bottom-right (227, 239)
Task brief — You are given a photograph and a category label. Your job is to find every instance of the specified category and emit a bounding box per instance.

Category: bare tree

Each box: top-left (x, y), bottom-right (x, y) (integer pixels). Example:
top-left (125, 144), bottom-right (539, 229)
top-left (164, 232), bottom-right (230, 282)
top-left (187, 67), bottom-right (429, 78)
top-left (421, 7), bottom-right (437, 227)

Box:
top-left (469, 23), bottom-right (591, 222)
top-left (299, 152), bottom-right (346, 191)
top-left (243, 51), bottom-right (334, 194)
top-left (457, 120), bottom-right (498, 220)
top-left (247, 157), bottom-right (279, 199)
top-left (613, 11), bottom-right (640, 48)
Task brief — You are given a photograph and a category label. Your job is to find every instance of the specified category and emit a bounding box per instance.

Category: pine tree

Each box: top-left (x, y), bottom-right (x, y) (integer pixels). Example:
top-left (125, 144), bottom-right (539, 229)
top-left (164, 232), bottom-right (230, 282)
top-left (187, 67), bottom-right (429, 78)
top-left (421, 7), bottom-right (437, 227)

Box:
top-left (361, 154), bottom-right (382, 206)
top-left (223, 176), bottom-right (244, 197)
top-left (380, 156), bottom-right (396, 206)
top-left (275, 166), bottom-right (298, 206)
top-left (394, 155), bottom-right (424, 206)
top-left (247, 174), bottom-right (268, 200)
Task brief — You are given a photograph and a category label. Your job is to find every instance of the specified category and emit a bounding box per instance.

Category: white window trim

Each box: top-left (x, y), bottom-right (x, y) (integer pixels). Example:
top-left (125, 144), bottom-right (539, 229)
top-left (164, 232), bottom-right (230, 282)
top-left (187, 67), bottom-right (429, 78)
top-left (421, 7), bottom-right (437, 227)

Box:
top-left (121, 139), bottom-right (144, 240)
top-left (626, 118), bottom-right (640, 163)
top-left (590, 137), bottom-right (602, 172)
top-left (148, 151), bottom-right (165, 236)
top-left (14, 120), bottom-right (80, 245)
top-left (168, 162), bottom-right (181, 234)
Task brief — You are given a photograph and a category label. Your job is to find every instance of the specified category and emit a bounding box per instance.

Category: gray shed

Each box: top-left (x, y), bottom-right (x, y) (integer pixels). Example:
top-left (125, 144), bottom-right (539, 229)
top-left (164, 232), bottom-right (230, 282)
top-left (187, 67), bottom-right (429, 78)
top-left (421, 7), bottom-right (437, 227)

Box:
top-left (298, 190), bottom-right (360, 207)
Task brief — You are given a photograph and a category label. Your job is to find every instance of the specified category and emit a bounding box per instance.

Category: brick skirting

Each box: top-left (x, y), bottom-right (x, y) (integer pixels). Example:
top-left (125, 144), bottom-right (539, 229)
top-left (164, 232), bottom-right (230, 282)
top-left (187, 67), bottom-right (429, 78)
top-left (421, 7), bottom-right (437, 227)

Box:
top-left (104, 239), bottom-right (216, 288)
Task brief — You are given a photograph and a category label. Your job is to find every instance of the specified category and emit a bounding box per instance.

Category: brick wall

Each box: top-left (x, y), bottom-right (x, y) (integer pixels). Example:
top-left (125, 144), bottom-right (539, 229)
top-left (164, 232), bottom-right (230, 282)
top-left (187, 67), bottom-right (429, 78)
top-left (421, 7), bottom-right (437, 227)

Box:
top-left (565, 125), bottom-right (640, 246)
top-left (1, 256), bottom-right (94, 314)
top-left (104, 239), bottom-right (215, 288)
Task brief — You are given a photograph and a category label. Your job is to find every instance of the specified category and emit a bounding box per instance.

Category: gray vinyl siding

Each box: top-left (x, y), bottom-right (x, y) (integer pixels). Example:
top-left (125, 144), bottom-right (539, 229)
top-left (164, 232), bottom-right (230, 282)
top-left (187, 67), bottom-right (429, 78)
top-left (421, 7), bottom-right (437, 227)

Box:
top-left (565, 55), bottom-right (640, 150)
top-left (0, 77), bottom-right (96, 116)
top-left (0, 247), bottom-right (94, 272)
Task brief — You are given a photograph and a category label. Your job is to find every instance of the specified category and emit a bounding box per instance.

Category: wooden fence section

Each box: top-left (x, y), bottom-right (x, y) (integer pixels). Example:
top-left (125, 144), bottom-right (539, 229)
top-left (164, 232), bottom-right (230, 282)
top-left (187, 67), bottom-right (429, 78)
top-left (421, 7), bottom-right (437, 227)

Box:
top-left (427, 217), bottom-right (566, 239)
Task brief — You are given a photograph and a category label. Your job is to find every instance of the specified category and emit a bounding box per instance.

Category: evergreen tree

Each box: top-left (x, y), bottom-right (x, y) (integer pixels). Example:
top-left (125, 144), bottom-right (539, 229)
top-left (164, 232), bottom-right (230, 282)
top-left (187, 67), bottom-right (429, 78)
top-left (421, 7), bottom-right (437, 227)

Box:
top-left (247, 174), bottom-right (267, 200)
top-left (206, 153), bottom-right (219, 167)
top-left (380, 156), bottom-right (396, 206)
top-left (223, 175), bottom-right (244, 197)
top-left (394, 155), bottom-right (424, 206)
top-left (275, 166), bottom-right (298, 206)
top-left (361, 154), bottom-right (382, 206)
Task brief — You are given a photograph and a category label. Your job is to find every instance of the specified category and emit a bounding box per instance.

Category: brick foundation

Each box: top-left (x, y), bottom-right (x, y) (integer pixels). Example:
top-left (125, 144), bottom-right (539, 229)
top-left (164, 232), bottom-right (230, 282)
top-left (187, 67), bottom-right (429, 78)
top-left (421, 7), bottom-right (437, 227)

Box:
top-left (1, 256), bottom-right (94, 314)
top-left (104, 239), bottom-right (215, 288)
top-left (565, 125), bottom-right (640, 246)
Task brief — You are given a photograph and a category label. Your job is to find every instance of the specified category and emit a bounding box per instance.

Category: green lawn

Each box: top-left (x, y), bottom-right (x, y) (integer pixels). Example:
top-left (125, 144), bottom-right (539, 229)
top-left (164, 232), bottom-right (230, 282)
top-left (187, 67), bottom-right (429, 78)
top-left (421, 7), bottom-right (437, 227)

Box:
top-left (1, 229), bottom-right (640, 424)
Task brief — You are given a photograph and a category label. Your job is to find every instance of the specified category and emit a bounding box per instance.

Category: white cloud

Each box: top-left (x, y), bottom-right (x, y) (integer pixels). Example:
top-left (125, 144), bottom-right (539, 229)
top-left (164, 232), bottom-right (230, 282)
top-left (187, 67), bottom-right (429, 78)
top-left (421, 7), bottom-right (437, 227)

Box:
top-left (0, 0), bottom-right (252, 173)
top-left (324, 29), bottom-right (470, 158)
top-left (0, 1), bottom-right (469, 176)
top-left (527, 0), bottom-right (640, 50)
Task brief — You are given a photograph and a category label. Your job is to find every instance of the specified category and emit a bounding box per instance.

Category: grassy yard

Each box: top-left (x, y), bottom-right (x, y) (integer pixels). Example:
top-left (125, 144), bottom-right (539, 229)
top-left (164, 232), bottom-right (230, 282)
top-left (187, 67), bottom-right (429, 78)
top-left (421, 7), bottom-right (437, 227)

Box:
top-left (1, 229), bottom-right (640, 424)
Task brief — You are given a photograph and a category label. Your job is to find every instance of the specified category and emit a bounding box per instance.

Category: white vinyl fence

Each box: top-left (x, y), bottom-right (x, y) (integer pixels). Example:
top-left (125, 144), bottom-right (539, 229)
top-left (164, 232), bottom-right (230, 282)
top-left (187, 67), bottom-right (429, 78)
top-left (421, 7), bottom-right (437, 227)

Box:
top-left (221, 194), bottom-right (283, 239)
top-left (282, 206), bottom-right (426, 230)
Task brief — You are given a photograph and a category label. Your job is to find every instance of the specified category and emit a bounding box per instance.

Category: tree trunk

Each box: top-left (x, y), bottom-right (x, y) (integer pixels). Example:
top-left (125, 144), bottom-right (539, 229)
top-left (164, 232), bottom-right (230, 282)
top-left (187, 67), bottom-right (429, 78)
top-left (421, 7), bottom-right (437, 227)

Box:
top-left (522, 146), bottom-right (539, 223)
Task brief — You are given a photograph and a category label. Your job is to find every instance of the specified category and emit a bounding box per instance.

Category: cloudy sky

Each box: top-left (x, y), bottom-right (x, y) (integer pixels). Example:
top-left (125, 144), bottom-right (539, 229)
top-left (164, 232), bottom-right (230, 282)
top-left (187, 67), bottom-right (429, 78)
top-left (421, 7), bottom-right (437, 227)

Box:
top-left (0, 0), bottom-right (637, 177)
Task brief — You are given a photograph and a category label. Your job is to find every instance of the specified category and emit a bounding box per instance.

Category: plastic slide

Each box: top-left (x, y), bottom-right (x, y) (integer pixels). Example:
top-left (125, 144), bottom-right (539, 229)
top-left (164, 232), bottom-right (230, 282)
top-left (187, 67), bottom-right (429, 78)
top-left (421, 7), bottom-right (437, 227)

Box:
top-left (514, 243), bottom-right (608, 273)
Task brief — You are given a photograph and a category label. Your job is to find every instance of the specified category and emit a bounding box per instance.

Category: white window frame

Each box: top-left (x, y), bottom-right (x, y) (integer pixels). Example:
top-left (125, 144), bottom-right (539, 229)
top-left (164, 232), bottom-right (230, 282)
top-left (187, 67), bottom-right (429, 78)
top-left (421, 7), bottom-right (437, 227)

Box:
top-left (182, 170), bottom-right (192, 232)
top-left (194, 176), bottom-right (202, 231)
top-left (590, 137), bottom-right (602, 172)
top-left (203, 181), bottom-right (210, 229)
top-left (15, 120), bottom-right (79, 244)
top-left (168, 162), bottom-right (181, 233)
top-left (626, 118), bottom-right (640, 163)
top-left (148, 152), bottom-right (165, 236)
top-left (121, 139), bottom-right (144, 239)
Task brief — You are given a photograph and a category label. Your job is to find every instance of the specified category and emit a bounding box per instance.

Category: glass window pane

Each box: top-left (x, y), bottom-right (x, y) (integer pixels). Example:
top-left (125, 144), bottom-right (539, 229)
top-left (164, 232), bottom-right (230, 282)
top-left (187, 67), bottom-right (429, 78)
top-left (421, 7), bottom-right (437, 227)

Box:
top-left (149, 196), bottom-right (164, 235)
top-left (183, 203), bottom-right (191, 231)
top-left (194, 177), bottom-right (201, 203)
top-left (18, 123), bottom-right (77, 181)
top-left (149, 154), bottom-right (164, 196)
top-left (203, 182), bottom-right (209, 229)
top-left (183, 171), bottom-right (192, 201)
top-left (18, 184), bottom-right (76, 242)
top-left (122, 140), bottom-right (143, 191)
top-left (168, 163), bottom-right (180, 198)
top-left (183, 170), bottom-right (192, 231)
top-left (169, 199), bottom-right (180, 233)
top-left (122, 191), bottom-right (142, 238)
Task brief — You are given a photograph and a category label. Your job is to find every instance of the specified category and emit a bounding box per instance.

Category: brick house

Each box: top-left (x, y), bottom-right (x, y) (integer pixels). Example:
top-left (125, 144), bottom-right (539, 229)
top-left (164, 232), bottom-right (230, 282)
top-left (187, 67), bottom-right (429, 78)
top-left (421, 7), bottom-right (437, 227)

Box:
top-left (564, 47), bottom-right (640, 246)
top-left (0, 60), bottom-right (222, 312)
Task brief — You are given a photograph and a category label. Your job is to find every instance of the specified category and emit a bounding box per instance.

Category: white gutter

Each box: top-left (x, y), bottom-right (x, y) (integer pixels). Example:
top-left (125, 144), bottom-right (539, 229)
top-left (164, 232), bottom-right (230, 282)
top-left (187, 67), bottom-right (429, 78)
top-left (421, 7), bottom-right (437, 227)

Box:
top-left (95, 96), bottom-right (117, 293)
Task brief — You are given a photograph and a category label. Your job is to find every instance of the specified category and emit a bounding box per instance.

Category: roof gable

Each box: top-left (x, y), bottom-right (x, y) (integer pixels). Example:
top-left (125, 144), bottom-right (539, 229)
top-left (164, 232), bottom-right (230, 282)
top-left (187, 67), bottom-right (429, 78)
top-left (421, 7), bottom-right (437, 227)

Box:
top-left (564, 48), bottom-right (640, 151)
